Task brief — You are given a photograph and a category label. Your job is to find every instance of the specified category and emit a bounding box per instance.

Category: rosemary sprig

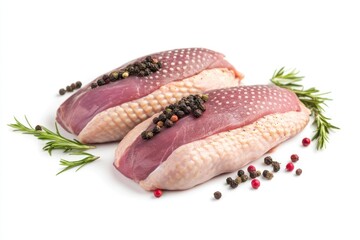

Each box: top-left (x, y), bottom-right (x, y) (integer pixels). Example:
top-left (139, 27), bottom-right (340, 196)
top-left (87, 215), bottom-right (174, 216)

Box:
top-left (9, 116), bottom-right (100, 174)
top-left (57, 152), bottom-right (100, 175)
top-left (9, 116), bottom-right (95, 154)
top-left (270, 67), bottom-right (339, 150)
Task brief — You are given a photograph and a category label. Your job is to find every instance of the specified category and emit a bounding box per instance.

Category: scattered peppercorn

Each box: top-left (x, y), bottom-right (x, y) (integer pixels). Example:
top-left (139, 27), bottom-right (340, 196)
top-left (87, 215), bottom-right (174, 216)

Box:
top-left (230, 181), bottom-right (238, 189)
top-left (286, 162), bottom-right (295, 172)
top-left (256, 170), bottom-right (261, 177)
top-left (247, 165), bottom-right (256, 173)
top-left (70, 83), bottom-right (76, 90)
top-left (59, 88), bottom-right (66, 95)
top-left (250, 171), bottom-right (258, 179)
top-left (141, 131), bottom-right (154, 140)
top-left (237, 169), bottom-right (245, 177)
top-left (158, 113), bottom-right (166, 122)
top-left (272, 161), bottom-right (281, 172)
top-left (91, 82), bottom-right (98, 89)
top-left (240, 175), bottom-right (249, 182)
top-left (262, 170), bottom-right (274, 180)
top-left (214, 191), bottom-right (222, 200)
top-left (193, 109), bottom-right (203, 118)
top-left (111, 72), bottom-right (119, 80)
top-left (291, 154), bottom-right (299, 162)
top-left (157, 121), bottom-right (164, 127)
top-left (251, 179), bottom-right (261, 189)
top-left (164, 119), bottom-right (174, 128)
top-left (75, 81), bottom-right (82, 88)
top-left (302, 137), bottom-right (311, 146)
top-left (122, 71), bottom-right (129, 78)
top-left (35, 125), bottom-right (42, 131)
top-left (201, 94), bottom-right (209, 102)
top-left (170, 115), bottom-right (178, 122)
top-left (152, 126), bottom-right (161, 134)
top-left (66, 85), bottom-right (72, 92)
top-left (296, 168), bottom-right (302, 176)
top-left (226, 177), bottom-right (233, 184)
top-left (153, 189), bottom-right (163, 198)
top-left (152, 117), bottom-right (159, 124)
top-left (264, 156), bottom-right (273, 165)
top-left (234, 177), bottom-right (242, 184)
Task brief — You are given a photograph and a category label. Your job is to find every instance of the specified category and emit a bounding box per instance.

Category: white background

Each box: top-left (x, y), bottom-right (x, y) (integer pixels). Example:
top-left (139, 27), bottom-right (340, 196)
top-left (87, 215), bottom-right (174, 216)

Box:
top-left (1, 0), bottom-right (359, 239)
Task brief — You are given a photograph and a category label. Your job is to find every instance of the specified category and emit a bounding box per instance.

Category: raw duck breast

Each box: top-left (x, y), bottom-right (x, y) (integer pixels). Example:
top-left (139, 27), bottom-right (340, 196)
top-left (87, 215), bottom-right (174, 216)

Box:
top-left (56, 48), bottom-right (243, 143)
top-left (114, 85), bottom-right (310, 190)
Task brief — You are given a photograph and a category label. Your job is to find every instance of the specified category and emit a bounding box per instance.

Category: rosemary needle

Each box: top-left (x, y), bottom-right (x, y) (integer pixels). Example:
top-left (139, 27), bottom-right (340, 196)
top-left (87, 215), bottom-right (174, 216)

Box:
top-left (9, 116), bottom-right (100, 174)
top-left (270, 67), bottom-right (339, 150)
top-left (9, 116), bottom-right (95, 154)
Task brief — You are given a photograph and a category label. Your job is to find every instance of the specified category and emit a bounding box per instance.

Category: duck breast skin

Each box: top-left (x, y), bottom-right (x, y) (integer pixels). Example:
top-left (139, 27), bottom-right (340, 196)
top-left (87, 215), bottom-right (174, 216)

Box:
top-left (114, 85), bottom-right (310, 190)
top-left (56, 48), bottom-right (243, 143)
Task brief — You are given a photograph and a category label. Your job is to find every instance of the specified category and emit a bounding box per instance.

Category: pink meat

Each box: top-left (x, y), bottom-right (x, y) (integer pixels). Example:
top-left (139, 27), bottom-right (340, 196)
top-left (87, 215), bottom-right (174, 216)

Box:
top-left (56, 48), bottom-right (239, 135)
top-left (115, 85), bottom-right (301, 182)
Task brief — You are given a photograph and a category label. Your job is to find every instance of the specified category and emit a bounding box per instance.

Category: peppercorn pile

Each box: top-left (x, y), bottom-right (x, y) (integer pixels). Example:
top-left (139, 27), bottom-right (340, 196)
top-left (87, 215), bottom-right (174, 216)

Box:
top-left (141, 94), bottom-right (209, 140)
top-left (59, 81), bottom-right (82, 95)
top-left (213, 153), bottom-right (304, 200)
top-left (91, 56), bottom-right (162, 89)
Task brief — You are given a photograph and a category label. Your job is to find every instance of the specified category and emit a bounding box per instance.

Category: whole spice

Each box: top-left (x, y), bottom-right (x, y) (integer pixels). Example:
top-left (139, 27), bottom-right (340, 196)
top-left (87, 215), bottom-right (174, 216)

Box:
top-left (237, 169), bottom-right (245, 177)
top-left (193, 109), bottom-right (203, 118)
top-left (214, 191), bottom-right (222, 200)
top-left (226, 177), bottom-right (233, 184)
top-left (240, 174), bottom-right (249, 182)
top-left (152, 126), bottom-right (161, 134)
top-left (70, 83), bottom-right (76, 90)
top-left (251, 179), bottom-right (261, 189)
top-left (286, 162), bottom-right (295, 172)
top-left (291, 154), bottom-right (299, 162)
top-left (59, 88), bottom-right (66, 95)
top-left (75, 81), bottom-right (82, 88)
top-left (35, 125), bottom-right (42, 131)
top-left (66, 85), bottom-right (72, 92)
top-left (157, 121), bottom-right (164, 127)
top-left (154, 189), bottom-right (163, 198)
top-left (164, 119), bottom-right (174, 128)
top-left (247, 165), bottom-right (256, 173)
top-left (302, 137), bottom-right (311, 147)
top-left (250, 171), bottom-right (258, 179)
top-left (141, 131), bottom-right (154, 140)
top-left (256, 170), bottom-right (261, 177)
top-left (272, 161), bottom-right (281, 172)
top-left (262, 170), bottom-right (274, 180)
top-left (230, 181), bottom-right (238, 189)
top-left (234, 177), bottom-right (242, 184)
top-left (296, 168), bottom-right (302, 176)
top-left (264, 156), bottom-right (273, 165)
top-left (170, 115), bottom-right (178, 122)
top-left (91, 82), bottom-right (98, 89)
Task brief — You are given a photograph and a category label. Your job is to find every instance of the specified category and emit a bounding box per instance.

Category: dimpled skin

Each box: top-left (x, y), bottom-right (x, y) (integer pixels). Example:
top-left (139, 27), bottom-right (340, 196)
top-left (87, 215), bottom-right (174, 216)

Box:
top-left (140, 104), bottom-right (310, 190)
top-left (115, 85), bottom-right (304, 181)
top-left (78, 68), bottom-right (239, 143)
top-left (56, 48), bottom-right (241, 143)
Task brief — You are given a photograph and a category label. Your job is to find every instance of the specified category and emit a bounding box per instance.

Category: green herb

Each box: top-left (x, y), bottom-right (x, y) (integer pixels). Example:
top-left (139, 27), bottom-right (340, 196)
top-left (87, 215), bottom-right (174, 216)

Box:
top-left (9, 116), bottom-right (94, 154)
top-left (270, 67), bottom-right (339, 150)
top-left (57, 152), bottom-right (99, 175)
top-left (9, 116), bottom-right (100, 174)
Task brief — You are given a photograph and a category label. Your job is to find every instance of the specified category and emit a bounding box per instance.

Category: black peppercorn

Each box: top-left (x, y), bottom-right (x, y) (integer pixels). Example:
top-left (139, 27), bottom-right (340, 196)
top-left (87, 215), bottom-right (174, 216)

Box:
top-left (91, 82), bottom-right (98, 89)
top-left (70, 83), bottom-right (76, 90)
top-left (150, 63), bottom-right (159, 72)
top-left (272, 161), bottom-right (281, 172)
top-left (240, 175), bottom-right (248, 182)
top-left (35, 125), bottom-right (42, 131)
top-left (146, 56), bottom-right (153, 62)
top-left (296, 169), bottom-right (302, 176)
top-left (250, 171), bottom-right (258, 179)
top-left (264, 156), bottom-right (273, 165)
top-left (144, 68), bottom-right (152, 76)
top-left (157, 61), bottom-right (162, 68)
top-left (176, 110), bottom-right (185, 118)
top-left (141, 131), bottom-right (154, 140)
top-left (158, 113), bottom-right (166, 122)
top-left (97, 79), bottom-right (105, 86)
top-left (138, 70), bottom-right (146, 77)
top-left (214, 191), bottom-right (222, 200)
top-left (59, 88), bottom-right (66, 95)
top-left (193, 109), bottom-right (203, 118)
top-left (262, 170), bottom-right (269, 177)
top-left (75, 81), bottom-right (82, 88)
top-left (230, 181), bottom-right (238, 189)
top-left (164, 119), bottom-right (174, 128)
top-left (152, 117), bottom-right (159, 124)
top-left (65, 85), bottom-right (71, 92)
top-left (152, 125), bottom-right (161, 134)
top-left (226, 177), bottom-right (233, 184)
top-left (256, 170), bottom-right (261, 177)
top-left (102, 75), bottom-right (109, 80)
top-left (237, 169), bottom-right (245, 177)
top-left (262, 170), bottom-right (274, 180)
